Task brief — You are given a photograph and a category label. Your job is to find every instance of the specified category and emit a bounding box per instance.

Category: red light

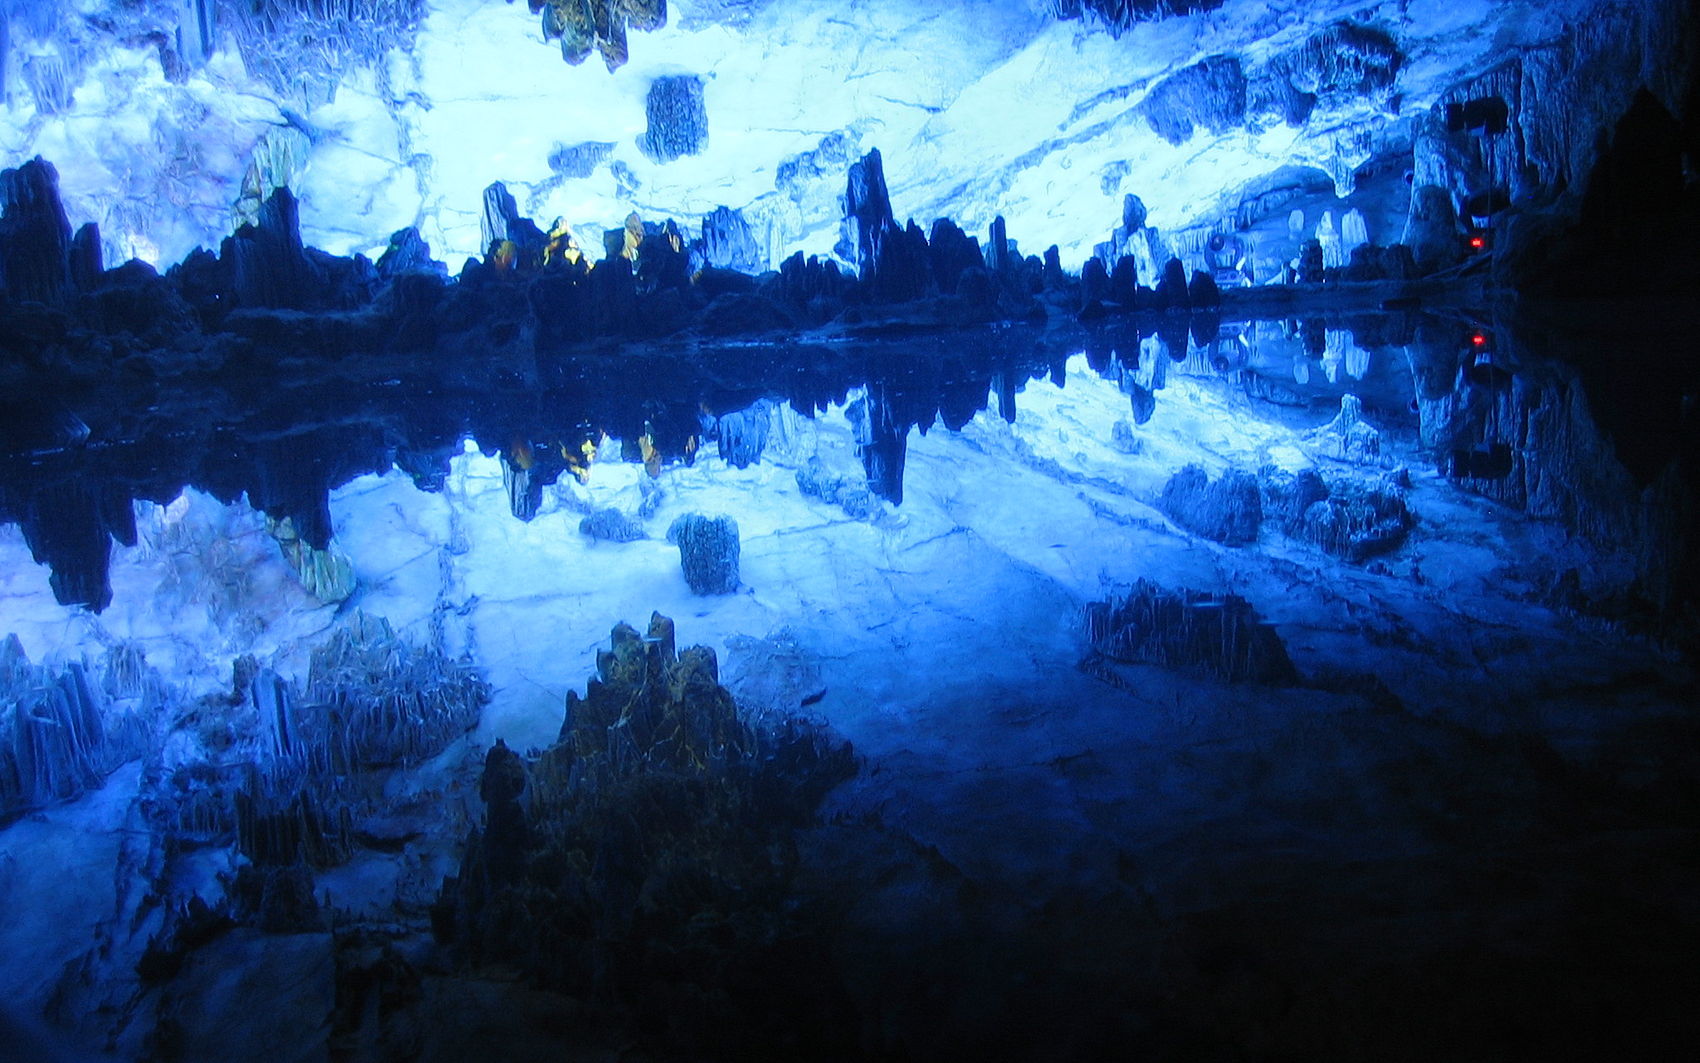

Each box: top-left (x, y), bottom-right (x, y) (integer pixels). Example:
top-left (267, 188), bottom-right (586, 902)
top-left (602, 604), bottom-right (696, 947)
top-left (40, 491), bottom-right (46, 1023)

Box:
top-left (1469, 237), bottom-right (1485, 249)
top-left (1471, 334), bottom-right (1487, 346)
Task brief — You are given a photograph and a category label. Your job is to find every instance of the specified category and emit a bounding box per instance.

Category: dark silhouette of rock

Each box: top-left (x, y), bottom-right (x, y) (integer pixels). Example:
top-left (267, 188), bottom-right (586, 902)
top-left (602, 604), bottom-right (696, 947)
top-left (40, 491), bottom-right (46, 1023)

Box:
top-left (1042, 244), bottom-right (1066, 288)
top-left (376, 226), bottom-right (445, 279)
top-left (868, 218), bottom-right (931, 303)
top-left (226, 187), bottom-right (316, 309)
top-left (1298, 238), bottom-right (1325, 283)
top-left (0, 156), bottom-right (74, 306)
top-left (634, 217), bottom-right (691, 294)
top-left (1154, 257), bottom-right (1190, 309)
top-left (69, 221), bottom-right (101, 293)
top-left (986, 215), bottom-right (1011, 274)
top-left (700, 291), bottom-right (791, 335)
top-left (845, 148), bottom-right (896, 277)
top-left (927, 217), bottom-right (983, 294)
top-left (435, 612), bottom-right (855, 1055)
top-left (1187, 268), bottom-right (1220, 306)
top-left (479, 740), bottom-right (529, 887)
top-left (1109, 256), bottom-right (1140, 304)
top-left (1080, 256), bottom-right (1110, 308)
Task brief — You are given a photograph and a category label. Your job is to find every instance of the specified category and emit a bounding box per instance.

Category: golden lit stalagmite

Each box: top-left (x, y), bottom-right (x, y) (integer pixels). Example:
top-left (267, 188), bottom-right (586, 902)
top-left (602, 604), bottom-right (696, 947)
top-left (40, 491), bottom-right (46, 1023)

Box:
top-left (531, 0), bottom-right (665, 72)
top-left (543, 218), bottom-right (583, 266)
top-left (564, 435), bottom-right (599, 484)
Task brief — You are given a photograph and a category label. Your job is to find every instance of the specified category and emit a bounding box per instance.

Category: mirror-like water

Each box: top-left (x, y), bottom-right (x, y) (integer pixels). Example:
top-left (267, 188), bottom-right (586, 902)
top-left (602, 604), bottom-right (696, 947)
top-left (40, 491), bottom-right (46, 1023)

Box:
top-left (1, 305), bottom-right (1696, 1059)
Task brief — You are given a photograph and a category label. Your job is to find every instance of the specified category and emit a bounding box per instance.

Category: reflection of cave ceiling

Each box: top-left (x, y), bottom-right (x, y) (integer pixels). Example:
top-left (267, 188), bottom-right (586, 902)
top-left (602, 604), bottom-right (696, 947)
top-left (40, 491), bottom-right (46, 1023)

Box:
top-left (0, 1), bottom-right (1691, 276)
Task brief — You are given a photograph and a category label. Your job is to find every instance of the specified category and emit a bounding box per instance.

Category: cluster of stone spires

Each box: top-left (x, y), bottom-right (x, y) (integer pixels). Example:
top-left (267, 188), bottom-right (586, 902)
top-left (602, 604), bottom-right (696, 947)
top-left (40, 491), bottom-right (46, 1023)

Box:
top-left (0, 141), bottom-right (1355, 616)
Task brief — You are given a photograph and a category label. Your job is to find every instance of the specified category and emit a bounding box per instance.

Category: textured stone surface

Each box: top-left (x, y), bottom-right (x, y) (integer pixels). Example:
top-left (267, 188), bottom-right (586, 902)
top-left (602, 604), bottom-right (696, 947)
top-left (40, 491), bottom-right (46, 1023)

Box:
top-left (1160, 465), bottom-right (1262, 546)
top-left (639, 74), bottom-right (708, 162)
top-left (668, 513), bottom-right (740, 594)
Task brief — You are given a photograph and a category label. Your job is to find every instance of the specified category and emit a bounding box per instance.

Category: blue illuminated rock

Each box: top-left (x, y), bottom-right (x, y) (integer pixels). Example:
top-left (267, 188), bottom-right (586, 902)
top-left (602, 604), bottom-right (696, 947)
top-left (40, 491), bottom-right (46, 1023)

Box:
top-left (1083, 579), bottom-right (1297, 685)
top-left (580, 507), bottom-right (645, 542)
top-left (698, 205), bottom-right (762, 273)
top-left (640, 75), bottom-right (708, 162)
top-left (668, 513), bottom-right (740, 594)
top-left (1140, 55), bottom-right (1247, 145)
top-left (1160, 465), bottom-right (1262, 546)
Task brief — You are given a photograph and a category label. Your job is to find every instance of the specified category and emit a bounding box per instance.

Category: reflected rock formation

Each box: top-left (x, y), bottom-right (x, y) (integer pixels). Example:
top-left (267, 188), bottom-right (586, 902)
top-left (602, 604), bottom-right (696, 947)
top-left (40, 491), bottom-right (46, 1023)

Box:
top-left (0, 4), bottom-right (1698, 1059)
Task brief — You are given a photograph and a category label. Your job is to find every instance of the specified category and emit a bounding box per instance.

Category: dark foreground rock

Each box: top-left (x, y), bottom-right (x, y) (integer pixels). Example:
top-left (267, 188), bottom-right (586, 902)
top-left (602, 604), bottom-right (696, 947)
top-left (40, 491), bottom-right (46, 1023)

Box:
top-left (433, 614), bottom-right (857, 1058)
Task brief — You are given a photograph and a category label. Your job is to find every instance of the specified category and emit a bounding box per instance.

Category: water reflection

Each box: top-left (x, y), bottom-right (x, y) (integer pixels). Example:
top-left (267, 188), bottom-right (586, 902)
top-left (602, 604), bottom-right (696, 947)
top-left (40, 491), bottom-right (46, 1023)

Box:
top-left (0, 309), bottom-right (1694, 613)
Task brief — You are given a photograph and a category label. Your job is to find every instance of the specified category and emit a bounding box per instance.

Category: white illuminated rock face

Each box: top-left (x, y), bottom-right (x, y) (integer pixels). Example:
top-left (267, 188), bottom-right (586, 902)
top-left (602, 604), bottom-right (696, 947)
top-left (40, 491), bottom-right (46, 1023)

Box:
top-left (0, 0), bottom-right (1599, 270)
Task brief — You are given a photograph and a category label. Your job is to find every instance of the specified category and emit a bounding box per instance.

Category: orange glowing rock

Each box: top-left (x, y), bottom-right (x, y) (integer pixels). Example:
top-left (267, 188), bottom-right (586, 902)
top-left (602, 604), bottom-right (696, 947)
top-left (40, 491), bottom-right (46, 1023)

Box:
top-left (544, 217), bottom-right (582, 266)
top-left (510, 436), bottom-right (536, 471)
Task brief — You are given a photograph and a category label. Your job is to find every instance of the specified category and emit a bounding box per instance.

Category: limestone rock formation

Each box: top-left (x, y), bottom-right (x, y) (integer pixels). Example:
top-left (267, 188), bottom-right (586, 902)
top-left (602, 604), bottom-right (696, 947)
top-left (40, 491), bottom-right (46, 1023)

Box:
top-left (1, 638), bottom-right (152, 820)
top-left (1305, 393), bottom-right (1384, 465)
top-left (1160, 465), bottom-right (1262, 545)
top-left (433, 613), bottom-right (854, 1055)
top-left (1140, 55), bottom-right (1247, 146)
top-left (668, 513), bottom-right (741, 593)
top-left (711, 400), bottom-right (773, 468)
top-left (1054, 1), bottom-right (1226, 33)
top-left (579, 506), bottom-right (645, 542)
top-left (300, 612), bottom-right (489, 772)
top-left (639, 74), bottom-right (707, 162)
top-left (697, 205), bottom-right (762, 273)
top-left (268, 515), bottom-right (356, 603)
top-left (1083, 580), bottom-right (1298, 684)
top-left (1297, 474), bottom-right (1414, 563)
top-left (797, 458), bottom-right (878, 519)
top-left (0, 157), bottom-right (74, 307)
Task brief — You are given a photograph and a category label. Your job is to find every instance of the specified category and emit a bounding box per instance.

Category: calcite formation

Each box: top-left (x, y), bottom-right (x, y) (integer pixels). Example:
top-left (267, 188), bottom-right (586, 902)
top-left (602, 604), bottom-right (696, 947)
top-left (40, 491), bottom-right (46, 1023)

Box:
top-left (1083, 579), bottom-right (1299, 685)
top-left (434, 613), bottom-right (855, 1053)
